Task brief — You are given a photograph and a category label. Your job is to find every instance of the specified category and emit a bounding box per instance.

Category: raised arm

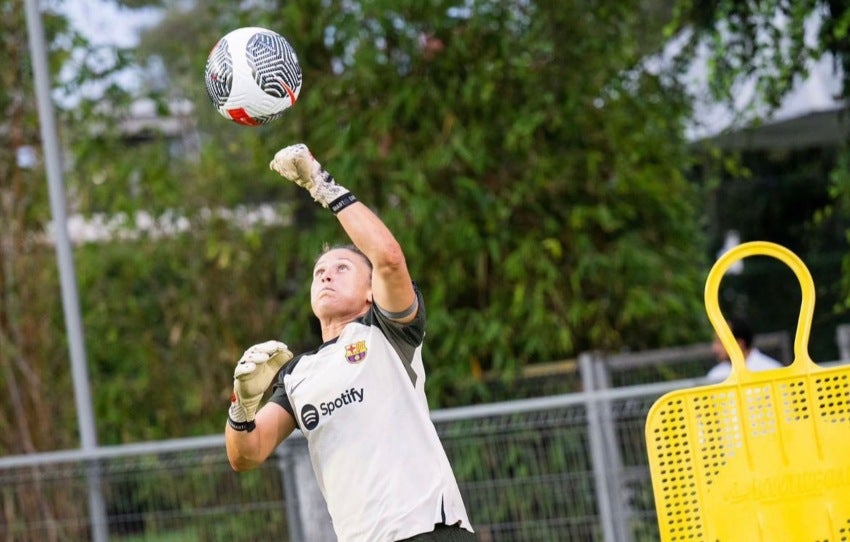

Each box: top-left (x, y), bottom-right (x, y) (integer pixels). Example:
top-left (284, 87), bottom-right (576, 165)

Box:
top-left (270, 144), bottom-right (416, 318)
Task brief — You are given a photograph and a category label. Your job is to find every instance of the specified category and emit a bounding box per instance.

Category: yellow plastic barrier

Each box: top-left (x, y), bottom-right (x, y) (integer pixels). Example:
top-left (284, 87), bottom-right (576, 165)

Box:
top-left (645, 241), bottom-right (850, 541)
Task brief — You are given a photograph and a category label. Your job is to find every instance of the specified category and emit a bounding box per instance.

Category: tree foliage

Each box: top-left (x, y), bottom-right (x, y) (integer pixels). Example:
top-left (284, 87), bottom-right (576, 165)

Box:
top-left (667, 0), bottom-right (850, 358)
top-left (7, 0), bottom-right (723, 449)
top-left (0, 0), bottom-right (120, 455)
top-left (667, 0), bottom-right (850, 103)
top-left (131, 0), bottom-right (710, 410)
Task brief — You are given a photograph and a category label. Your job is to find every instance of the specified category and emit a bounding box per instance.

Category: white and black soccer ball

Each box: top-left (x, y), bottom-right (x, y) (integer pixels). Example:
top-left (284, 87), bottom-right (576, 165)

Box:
top-left (204, 27), bottom-right (302, 126)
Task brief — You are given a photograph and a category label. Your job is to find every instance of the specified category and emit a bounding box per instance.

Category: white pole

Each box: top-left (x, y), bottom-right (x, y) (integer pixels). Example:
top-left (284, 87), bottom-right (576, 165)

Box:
top-left (23, 1), bottom-right (108, 540)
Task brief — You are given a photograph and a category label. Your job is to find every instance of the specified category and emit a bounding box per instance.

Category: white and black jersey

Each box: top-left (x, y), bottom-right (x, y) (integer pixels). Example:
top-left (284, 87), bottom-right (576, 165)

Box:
top-left (269, 287), bottom-right (473, 542)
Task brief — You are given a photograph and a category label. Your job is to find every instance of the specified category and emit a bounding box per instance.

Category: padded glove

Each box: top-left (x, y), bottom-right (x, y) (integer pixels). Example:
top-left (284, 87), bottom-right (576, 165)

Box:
top-left (270, 143), bottom-right (357, 213)
top-left (228, 340), bottom-right (293, 432)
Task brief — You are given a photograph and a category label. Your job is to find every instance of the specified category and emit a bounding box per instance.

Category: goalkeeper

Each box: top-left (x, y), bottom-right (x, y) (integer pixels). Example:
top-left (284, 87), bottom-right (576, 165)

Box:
top-left (224, 144), bottom-right (475, 542)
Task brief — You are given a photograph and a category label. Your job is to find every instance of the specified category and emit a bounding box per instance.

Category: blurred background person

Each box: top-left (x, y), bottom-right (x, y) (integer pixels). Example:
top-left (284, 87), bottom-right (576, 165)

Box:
top-left (707, 316), bottom-right (783, 382)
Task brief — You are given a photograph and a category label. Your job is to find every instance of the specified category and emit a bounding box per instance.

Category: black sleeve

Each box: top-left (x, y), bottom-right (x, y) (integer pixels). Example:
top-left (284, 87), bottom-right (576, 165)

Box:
top-left (267, 356), bottom-right (301, 424)
top-left (366, 284), bottom-right (426, 372)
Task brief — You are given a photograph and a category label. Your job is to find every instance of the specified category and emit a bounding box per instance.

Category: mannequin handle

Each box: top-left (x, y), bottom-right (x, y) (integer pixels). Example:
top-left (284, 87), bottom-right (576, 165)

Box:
top-left (704, 241), bottom-right (815, 376)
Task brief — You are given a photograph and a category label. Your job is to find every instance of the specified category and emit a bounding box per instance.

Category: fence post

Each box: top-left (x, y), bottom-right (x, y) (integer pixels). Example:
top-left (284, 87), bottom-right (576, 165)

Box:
top-left (591, 356), bottom-right (633, 542)
top-left (836, 324), bottom-right (850, 361)
top-left (278, 434), bottom-right (337, 542)
top-left (580, 352), bottom-right (618, 542)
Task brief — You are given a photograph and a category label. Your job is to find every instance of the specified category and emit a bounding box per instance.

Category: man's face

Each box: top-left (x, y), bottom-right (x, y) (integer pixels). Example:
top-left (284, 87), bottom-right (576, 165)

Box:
top-left (711, 335), bottom-right (729, 362)
top-left (712, 335), bottom-right (746, 362)
top-left (310, 249), bottom-right (372, 320)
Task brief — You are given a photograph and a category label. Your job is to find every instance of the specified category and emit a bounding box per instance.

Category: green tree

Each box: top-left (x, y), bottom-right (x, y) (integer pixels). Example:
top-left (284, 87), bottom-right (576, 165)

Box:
top-left (7, 0), bottom-right (716, 451)
top-left (668, 0), bottom-right (850, 359)
top-left (0, 1), bottom-right (158, 537)
top-left (0, 0), bottom-right (110, 456)
top-left (131, 0), bottom-right (709, 409)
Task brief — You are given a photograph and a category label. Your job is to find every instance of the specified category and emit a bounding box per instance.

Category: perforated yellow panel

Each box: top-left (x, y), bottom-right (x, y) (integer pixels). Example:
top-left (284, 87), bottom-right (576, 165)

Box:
top-left (646, 242), bottom-right (850, 541)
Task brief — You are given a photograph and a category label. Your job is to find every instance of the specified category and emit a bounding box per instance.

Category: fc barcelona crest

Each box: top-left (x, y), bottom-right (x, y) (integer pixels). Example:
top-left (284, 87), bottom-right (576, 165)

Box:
top-left (344, 340), bottom-right (367, 364)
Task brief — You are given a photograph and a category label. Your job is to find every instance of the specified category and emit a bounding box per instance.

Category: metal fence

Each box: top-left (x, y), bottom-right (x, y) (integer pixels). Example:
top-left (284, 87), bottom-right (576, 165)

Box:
top-left (0, 437), bottom-right (289, 542)
top-left (3, 336), bottom-right (843, 542)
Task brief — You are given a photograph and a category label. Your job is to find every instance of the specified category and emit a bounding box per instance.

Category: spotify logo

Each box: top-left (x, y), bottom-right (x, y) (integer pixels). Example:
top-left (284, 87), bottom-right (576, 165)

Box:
top-left (300, 404), bottom-right (320, 430)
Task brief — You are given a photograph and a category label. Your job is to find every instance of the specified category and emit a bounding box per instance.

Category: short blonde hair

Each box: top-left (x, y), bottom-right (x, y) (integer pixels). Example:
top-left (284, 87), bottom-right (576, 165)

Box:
top-left (317, 243), bottom-right (373, 271)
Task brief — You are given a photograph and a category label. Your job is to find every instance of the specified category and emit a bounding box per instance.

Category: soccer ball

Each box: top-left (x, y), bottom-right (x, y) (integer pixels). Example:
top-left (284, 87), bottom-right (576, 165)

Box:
top-left (204, 27), bottom-right (302, 126)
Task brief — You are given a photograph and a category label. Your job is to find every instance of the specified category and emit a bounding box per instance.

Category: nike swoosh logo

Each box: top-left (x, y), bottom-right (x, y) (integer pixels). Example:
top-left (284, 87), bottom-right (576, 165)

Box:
top-left (289, 378), bottom-right (306, 393)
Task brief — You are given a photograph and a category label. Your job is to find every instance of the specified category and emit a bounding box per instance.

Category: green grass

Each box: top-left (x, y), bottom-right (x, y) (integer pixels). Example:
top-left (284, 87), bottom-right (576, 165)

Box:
top-left (114, 528), bottom-right (200, 542)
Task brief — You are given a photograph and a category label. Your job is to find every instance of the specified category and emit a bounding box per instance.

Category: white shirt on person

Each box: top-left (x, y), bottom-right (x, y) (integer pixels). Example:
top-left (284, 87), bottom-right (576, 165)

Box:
top-left (706, 347), bottom-right (783, 382)
top-left (268, 287), bottom-right (472, 542)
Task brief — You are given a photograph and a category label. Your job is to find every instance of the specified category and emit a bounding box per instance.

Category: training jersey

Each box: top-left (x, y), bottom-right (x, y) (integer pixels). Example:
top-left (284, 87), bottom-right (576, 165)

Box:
top-left (268, 287), bottom-right (473, 542)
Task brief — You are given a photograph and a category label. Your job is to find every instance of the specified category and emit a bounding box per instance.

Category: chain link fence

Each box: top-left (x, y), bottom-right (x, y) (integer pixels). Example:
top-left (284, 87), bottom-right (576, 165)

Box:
top-left (0, 437), bottom-right (288, 542)
top-left (5, 334), bottom-right (843, 542)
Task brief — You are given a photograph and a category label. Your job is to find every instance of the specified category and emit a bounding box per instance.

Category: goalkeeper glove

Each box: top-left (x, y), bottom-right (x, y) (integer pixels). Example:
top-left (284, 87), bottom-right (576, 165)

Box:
top-left (269, 143), bottom-right (358, 213)
top-left (228, 340), bottom-right (293, 432)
